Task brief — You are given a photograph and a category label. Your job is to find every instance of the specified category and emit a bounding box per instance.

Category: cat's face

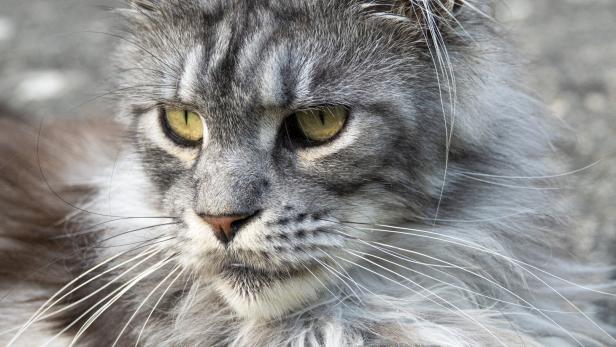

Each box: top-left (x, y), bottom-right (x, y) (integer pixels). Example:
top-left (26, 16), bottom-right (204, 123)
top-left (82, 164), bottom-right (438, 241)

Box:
top-left (119, 0), bottom-right (461, 318)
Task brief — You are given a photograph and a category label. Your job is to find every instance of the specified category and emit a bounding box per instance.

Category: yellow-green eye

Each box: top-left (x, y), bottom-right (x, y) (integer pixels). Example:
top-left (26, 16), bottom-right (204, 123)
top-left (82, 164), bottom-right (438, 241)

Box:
top-left (294, 106), bottom-right (348, 142)
top-left (163, 108), bottom-right (204, 144)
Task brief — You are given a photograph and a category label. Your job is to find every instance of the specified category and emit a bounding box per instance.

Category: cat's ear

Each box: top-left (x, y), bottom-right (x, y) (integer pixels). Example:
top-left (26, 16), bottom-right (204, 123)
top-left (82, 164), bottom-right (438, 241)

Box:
top-left (128, 0), bottom-right (159, 12)
top-left (396, 0), bottom-right (463, 17)
top-left (361, 0), bottom-right (465, 27)
top-left (119, 0), bottom-right (161, 26)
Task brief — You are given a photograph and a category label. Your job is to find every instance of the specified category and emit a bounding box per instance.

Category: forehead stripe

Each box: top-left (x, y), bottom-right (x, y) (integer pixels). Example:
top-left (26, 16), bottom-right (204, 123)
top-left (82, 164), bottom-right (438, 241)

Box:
top-left (178, 45), bottom-right (203, 102)
top-left (207, 21), bottom-right (234, 77)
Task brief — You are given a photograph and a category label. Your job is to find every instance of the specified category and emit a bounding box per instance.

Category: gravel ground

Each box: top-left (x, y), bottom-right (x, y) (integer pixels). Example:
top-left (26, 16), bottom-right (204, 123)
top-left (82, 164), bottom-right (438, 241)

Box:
top-left (497, 0), bottom-right (616, 258)
top-left (1, 0), bottom-right (615, 256)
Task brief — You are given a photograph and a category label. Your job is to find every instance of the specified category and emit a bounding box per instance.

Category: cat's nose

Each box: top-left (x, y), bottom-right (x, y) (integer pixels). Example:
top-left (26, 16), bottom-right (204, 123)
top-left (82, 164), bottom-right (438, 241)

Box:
top-left (198, 211), bottom-right (259, 245)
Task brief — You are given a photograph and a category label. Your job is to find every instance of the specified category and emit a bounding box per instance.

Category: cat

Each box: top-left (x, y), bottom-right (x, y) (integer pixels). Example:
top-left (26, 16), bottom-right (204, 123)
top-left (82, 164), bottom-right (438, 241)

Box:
top-left (1, 0), bottom-right (615, 346)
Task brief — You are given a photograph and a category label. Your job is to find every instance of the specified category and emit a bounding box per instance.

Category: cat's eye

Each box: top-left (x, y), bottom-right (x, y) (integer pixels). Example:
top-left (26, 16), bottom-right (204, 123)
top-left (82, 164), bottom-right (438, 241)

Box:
top-left (292, 106), bottom-right (348, 143)
top-left (161, 107), bottom-right (204, 145)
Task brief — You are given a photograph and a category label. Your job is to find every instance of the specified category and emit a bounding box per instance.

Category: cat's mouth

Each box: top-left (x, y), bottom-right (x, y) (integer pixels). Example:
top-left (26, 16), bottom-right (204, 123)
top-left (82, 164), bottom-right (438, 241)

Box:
top-left (214, 260), bottom-right (327, 318)
top-left (220, 263), bottom-right (316, 290)
top-left (220, 262), bottom-right (312, 283)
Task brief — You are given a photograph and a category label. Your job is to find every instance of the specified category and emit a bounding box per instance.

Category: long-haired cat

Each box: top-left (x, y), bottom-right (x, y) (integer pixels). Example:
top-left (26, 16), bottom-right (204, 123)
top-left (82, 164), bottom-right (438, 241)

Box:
top-left (1, 0), bottom-right (615, 346)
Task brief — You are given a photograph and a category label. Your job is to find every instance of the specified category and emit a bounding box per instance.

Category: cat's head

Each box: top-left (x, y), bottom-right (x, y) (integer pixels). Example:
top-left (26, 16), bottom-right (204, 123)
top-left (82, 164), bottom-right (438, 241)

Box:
top-left (115, 0), bottom-right (494, 318)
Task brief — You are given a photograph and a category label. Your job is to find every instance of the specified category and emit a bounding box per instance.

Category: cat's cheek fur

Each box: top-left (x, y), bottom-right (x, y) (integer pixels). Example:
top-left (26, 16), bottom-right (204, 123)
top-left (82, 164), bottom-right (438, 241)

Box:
top-left (85, 153), bottom-right (174, 255)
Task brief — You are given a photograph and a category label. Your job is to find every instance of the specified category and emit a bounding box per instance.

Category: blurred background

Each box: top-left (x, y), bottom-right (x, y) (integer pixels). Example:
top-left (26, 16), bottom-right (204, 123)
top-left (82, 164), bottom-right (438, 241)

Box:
top-left (0, 0), bottom-right (614, 257)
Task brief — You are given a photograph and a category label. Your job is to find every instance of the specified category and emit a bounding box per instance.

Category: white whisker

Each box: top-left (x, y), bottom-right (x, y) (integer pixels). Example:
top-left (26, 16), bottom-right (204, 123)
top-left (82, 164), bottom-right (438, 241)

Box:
top-left (68, 255), bottom-right (177, 347)
top-left (345, 248), bottom-right (510, 346)
top-left (7, 245), bottom-right (159, 346)
top-left (40, 254), bottom-right (175, 347)
top-left (359, 223), bottom-right (616, 298)
top-left (299, 262), bottom-right (350, 310)
top-left (135, 266), bottom-right (186, 347)
top-left (112, 264), bottom-right (182, 347)
top-left (349, 245), bottom-right (581, 344)
top-left (38, 246), bottom-right (165, 322)
top-left (343, 223), bottom-right (616, 342)
top-left (336, 251), bottom-right (507, 346)
top-left (305, 253), bottom-right (365, 304)
top-left (455, 160), bottom-right (601, 180)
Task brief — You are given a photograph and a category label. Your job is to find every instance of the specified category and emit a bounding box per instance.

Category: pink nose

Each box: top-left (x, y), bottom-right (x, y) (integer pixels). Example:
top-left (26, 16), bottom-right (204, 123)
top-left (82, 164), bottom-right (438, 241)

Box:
top-left (199, 214), bottom-right (251, 244)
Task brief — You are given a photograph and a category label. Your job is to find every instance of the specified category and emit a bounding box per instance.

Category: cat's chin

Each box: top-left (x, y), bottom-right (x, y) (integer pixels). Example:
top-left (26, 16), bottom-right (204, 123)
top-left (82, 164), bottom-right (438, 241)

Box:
top-left (214, 265), bottom-right (326, 319)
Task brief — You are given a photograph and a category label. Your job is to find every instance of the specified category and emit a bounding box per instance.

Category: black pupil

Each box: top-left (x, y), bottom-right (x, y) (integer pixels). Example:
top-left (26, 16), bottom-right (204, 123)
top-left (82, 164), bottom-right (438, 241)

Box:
top-left (280, 108), bottom-right (345, 149)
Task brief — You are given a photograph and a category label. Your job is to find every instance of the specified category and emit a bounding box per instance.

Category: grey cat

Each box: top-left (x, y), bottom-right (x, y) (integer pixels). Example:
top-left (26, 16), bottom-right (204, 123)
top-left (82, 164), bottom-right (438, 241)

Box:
top-left (1, 0), bottom-right (615, 346)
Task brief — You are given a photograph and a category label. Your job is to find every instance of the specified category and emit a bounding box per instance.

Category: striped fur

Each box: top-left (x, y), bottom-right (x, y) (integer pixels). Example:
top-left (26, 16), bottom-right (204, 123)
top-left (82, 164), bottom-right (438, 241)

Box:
top-left (1, 1), bottom-right (615, 346)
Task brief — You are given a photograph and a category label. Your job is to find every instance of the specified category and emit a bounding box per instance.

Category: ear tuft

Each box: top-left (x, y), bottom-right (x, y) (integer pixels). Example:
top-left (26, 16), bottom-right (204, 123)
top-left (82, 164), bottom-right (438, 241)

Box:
top-left (362, 0), bottom-right (464, 24)
top-left (396, 0), bottom-right (463, 20)
top-left (129, 0), bottom-right (158, 12)
top-left (451, 0), bottom-right (464, 15)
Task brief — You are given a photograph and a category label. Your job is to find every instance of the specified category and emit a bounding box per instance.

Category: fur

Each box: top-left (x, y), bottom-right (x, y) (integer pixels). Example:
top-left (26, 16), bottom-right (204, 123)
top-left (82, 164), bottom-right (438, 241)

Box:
top-left (1, 1), bottom-right (615, 346)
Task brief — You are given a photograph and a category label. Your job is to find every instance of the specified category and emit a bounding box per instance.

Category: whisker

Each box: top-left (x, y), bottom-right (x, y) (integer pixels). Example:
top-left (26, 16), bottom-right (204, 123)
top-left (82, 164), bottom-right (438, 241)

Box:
top-left (80, 30), bottom-right (182, 76)
top-left (336, 222), bottom-right (616, 342)
top-left (7, 246), bottom-right (159, 346)
top-left (0, 222), bottom-right (176, 308)
top-left (67, 255), bottom-right (178, 347)
top-left (335, 251), bottom-right (509, 346)
top-left (104, 237), bottom-right (180, 255)
top-left (299, 262), bottom-right (350, 310)
top-left (35, 119), bottom-right (176, 220)
top-left (34, 248), bottom-right (164, 325)
top-left (347, 248), bottom-right (520, 346)
top-left (458, 173), bottom-right (563, 190)
top-left (352, 223), bottom-right (616, 297)
top-left (39, 254), bottom-right (176, 347)
top-left (318, 248), bottom-right (504, 330)
top-left (52, 219), bottom-right (179, 240)
top-left (348, 244), bottom-right (580, 343)
top-left (454, 160), bottom-right (601, 180)
top-left (337, 227), bottom-right (580, 323)
top-left (135, 266), bottom-right (186, 347)
top-left (407, 1), bottom-right (459, 227)
top-left (319, 249), bottom-right (369, 296)
top-left (91, 235), bottom-right (176, 250)
top-left (365, 239), bottom-right (575, 313)
top-left (320, 209), bottom-right (537, 226)
top-left (306, 252), bottom-right (366, 303)
top-left (91, 222), bottom-right (179, 244)
top-left (69, 84), bottom-right (178, 111)
top-left (112, 265), bottom-right (183, 347)
top-left (407, 209), bottom-right (536, 224)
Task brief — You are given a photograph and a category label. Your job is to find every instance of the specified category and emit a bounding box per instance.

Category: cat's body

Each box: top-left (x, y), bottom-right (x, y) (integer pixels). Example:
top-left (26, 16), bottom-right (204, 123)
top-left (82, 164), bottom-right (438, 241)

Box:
top-left (1, 1), bottom-right (615, 346)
